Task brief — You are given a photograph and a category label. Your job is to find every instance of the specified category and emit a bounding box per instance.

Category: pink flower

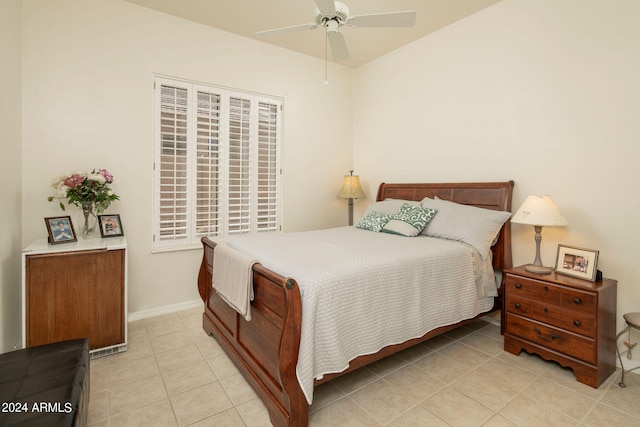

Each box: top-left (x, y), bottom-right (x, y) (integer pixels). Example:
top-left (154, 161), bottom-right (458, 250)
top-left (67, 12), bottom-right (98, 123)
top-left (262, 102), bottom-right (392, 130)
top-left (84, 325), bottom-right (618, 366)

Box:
top-left (98, 169), bottom-right (114, 183)
top-left (63, 174), bottom-right (86, 188)
top-left (49, 168), bottom-right (119, 215)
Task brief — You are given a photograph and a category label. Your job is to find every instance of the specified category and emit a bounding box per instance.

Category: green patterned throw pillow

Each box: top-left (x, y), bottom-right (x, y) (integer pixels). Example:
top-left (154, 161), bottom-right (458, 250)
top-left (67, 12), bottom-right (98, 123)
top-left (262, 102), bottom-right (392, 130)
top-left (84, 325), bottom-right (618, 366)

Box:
top-left (382, 203), bottom-right (438, 237)
top-left (356, 211), bottom-right (393, 232)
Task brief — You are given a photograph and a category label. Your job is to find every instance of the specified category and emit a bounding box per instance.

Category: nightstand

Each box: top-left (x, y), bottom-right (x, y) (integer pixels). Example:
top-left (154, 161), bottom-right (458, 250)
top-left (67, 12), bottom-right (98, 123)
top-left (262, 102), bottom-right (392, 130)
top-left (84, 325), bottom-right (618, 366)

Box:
top-left (22, 237), bottom-right (128, 358)
top-left (503, 265), bottom-right (617, 388)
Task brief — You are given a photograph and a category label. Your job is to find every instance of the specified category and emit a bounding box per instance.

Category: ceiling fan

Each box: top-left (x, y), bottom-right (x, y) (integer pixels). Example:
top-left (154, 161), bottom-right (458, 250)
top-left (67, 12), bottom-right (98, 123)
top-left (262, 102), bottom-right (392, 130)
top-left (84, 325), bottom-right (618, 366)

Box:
top-left (255, 0), bottom-right (416, 62)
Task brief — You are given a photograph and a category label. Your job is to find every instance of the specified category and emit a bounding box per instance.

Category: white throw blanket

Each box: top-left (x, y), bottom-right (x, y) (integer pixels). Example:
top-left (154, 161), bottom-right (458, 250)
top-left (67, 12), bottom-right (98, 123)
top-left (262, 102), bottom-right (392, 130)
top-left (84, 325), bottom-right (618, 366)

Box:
top-left (212, 243), bottom-right (258, 321)
top-left (226, 227), bottom-right (496, 404)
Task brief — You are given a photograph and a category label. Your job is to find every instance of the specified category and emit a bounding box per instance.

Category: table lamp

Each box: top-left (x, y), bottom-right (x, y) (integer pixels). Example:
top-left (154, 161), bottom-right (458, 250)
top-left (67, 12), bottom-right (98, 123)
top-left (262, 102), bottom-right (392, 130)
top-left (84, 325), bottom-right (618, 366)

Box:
top-left (337, 170), bottom-right (366, 225)
top-left (511, 195), bottom-right (568, 274)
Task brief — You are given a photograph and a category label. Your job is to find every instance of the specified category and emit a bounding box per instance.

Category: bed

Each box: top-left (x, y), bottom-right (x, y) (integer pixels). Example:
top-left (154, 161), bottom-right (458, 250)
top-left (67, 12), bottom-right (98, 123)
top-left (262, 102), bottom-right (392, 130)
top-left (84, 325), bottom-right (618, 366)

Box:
top-left (198, 181), bottom-right (514, 427)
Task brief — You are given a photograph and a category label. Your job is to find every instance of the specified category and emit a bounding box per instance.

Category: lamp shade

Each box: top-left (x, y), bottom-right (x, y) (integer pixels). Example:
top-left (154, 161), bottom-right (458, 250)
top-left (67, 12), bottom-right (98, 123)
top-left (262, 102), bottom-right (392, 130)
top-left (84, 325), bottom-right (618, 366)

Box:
top-left (511, 195), bottom-right (568, 226)
top-left (337, 174), bottom-right (366, 199)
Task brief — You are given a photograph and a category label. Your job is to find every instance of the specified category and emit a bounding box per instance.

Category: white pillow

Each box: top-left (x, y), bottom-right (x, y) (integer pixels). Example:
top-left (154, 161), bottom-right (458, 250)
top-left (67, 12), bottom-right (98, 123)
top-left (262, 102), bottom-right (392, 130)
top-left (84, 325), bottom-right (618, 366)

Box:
top-left (420, 197), bottom-right (511, 259)
top-left (364, 199), bottom-right (420, 216)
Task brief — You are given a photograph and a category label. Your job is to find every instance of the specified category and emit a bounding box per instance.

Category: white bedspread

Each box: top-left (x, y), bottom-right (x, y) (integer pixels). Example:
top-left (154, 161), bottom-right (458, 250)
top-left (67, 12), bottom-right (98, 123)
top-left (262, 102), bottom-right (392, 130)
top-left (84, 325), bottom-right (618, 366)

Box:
top-left (226, 227), bottom-right (496, 404)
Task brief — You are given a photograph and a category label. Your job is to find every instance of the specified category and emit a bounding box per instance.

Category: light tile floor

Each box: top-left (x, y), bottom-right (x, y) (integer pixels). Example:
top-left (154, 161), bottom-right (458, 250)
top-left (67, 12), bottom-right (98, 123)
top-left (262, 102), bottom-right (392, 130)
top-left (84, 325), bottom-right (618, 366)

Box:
top-left (88, 308), bottom-right (640, 426)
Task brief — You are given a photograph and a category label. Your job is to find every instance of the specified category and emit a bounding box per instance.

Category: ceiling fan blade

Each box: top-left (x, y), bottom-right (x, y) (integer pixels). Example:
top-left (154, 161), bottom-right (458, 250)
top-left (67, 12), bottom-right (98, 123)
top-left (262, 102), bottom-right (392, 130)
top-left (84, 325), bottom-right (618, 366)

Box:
top-left (328, 31), bottom-right (350, 61)
top-left (255, 22), bottom-right (318, 37)
top-left (349, 10), bottom-right (416, 28)
top-left (314, 0), bottom-right (336, 15)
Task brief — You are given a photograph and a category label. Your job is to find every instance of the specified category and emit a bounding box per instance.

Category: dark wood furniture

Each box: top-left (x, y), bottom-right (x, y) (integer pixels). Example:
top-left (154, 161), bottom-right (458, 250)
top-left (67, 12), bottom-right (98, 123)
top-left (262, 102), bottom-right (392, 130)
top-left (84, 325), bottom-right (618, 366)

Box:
top-left (0, 339), bottom-right (89, 426)
top-left (198, 181), bottom-right (514, 427)
top-left (503, 265), bottom-right (617, 388)
top-left (23, 238), bottom-right (128, 357)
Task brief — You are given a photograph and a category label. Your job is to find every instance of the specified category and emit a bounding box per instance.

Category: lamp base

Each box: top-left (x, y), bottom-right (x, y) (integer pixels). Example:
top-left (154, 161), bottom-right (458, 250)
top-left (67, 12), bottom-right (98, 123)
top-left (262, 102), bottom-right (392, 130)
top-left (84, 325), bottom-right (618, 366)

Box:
top-left (524, 264), bottom-right (553, 274)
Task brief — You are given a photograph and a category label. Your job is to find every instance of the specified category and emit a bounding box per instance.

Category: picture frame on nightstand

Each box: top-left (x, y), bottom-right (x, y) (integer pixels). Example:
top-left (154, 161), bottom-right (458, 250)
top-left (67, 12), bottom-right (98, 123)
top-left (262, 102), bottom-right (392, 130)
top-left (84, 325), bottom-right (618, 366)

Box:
top-left (98, 214), bottom-right (124, 238)
top-left (45, 215), bottom-right (77, 244)
top-left (555, 244), bottom-right (599, 281)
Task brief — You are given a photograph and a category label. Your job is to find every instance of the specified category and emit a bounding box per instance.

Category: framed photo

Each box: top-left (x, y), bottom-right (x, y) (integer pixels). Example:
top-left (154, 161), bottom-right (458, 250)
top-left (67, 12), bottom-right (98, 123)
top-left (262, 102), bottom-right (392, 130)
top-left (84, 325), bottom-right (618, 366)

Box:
top-left (98, 214), bottom-right (124, 238)
top-left (45, 216), bottom-right (77, 244)
top-left (555, 244), bottom-right (599, 281)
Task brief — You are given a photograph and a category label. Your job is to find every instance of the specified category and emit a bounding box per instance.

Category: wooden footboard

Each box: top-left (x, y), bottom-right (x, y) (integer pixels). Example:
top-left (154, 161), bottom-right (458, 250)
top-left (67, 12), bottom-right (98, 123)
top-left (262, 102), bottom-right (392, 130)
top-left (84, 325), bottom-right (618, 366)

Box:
top-left (198, 237), bottom-right (306, 427)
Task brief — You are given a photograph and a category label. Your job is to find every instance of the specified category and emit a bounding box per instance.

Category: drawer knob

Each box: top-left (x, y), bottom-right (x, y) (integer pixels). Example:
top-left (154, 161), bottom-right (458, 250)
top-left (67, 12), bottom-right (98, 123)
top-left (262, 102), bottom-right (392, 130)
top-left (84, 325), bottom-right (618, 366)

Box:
top-left (515, 303), bottom-right (521, 309)
top-left (534, 327), bottom-right (559, 342)
top-left (573, 320), bottom-right (581, 327)
top-left (574, 297), bottom-right (582, 305)
top-left (544, 286), bottom-right (549, 291)
top-left (515, 283), bottom-right (522, 289)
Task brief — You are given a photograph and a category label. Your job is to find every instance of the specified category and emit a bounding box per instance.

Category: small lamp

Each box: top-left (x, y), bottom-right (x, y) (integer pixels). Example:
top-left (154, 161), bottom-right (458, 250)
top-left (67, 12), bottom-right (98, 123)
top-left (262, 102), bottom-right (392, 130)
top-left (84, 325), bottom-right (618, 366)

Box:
top-left (512, 195), bottom-right (568, 274)
top-left (337, 170), bottom-right (366, 226)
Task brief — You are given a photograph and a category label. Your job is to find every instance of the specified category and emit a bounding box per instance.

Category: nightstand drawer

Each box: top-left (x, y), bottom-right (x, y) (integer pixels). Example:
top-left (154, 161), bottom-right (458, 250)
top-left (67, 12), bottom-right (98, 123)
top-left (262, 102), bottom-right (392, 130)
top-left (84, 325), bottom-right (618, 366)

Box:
top-left (560, 313), bottom-right (596, 337)
top-left (506, 295), bottom-right (597, 337)
top-left (505, 276), bottom-right (562, 305)
top-left (561, 288), bottom-right (596, 314)
top-left (506, 294), bottom-right (562, 324)
top-left (506, 313), bottom-right (596, 364)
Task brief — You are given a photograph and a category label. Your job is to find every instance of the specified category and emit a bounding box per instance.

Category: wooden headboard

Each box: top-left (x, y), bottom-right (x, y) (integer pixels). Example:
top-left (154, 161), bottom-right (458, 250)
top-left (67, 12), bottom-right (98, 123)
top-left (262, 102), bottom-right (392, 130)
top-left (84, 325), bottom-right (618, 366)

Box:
top-left (376, 181), bottom-right (515, 270)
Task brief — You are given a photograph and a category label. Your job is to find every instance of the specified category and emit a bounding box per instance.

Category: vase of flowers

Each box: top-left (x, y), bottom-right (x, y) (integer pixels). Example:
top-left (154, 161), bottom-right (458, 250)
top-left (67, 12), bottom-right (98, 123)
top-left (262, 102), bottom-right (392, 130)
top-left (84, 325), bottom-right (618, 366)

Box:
top-left (48, 169), bottom-right (119, 238)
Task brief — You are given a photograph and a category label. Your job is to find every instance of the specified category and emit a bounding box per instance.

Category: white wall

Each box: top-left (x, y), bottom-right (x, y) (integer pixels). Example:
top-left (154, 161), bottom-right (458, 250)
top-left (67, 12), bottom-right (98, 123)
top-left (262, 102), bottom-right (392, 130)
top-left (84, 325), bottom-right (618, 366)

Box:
top-left (21, 0), bottom-right (354, 319)
top-left (354, 0), bottom-right (640, 358)
top-left (15, 0), bottom-right (640, 366)
top-left (0, 0), bottom-right (23, 352)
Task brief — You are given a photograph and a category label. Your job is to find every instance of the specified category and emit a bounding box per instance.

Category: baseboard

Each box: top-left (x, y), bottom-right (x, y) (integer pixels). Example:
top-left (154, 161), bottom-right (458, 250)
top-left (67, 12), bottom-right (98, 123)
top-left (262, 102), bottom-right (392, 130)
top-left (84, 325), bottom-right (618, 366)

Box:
top-left (128, 299), bottom-right (202, 322)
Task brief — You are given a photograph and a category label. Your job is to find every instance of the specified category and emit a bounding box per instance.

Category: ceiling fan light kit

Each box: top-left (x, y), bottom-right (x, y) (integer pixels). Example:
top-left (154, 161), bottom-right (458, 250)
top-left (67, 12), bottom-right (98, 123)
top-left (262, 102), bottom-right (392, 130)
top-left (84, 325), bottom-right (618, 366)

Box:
top-left (315, 1), bottom-right (349, 26)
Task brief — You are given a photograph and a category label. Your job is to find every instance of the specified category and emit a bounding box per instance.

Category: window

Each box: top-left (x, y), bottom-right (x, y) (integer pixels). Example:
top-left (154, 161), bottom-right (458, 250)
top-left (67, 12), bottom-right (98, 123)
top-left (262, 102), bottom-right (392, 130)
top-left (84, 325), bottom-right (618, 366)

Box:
top-left (153, 76), bottom-right (282, 250)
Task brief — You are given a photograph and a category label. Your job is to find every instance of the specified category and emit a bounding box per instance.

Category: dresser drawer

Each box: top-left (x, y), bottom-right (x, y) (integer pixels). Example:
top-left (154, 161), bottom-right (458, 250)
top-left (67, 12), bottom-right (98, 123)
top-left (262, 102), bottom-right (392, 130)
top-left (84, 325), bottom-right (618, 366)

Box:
top-left (506, 313), bottom-right (596, 364)
top-left (505, 275), bottom-right (562, 305)
top-left (560, 312), bottom-right (596, 337)
top-left (561, 288), bottom-right (596, 314)
top-left (506, 294), bottom-right (562, 325)
top-left (506, 295), bottom-right (597, 338)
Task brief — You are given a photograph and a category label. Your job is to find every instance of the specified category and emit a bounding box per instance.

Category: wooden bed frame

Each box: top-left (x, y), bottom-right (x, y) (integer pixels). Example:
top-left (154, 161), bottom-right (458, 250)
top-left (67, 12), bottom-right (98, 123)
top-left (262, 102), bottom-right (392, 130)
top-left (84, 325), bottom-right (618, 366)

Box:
top-left (198, 181), bottom-right (514, 427)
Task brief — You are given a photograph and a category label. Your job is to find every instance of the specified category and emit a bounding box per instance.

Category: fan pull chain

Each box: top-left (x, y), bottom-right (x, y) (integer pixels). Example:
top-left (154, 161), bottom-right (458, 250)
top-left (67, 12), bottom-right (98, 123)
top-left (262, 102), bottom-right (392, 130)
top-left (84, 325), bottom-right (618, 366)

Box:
top-left (324, 27), bottom-right (329, 86)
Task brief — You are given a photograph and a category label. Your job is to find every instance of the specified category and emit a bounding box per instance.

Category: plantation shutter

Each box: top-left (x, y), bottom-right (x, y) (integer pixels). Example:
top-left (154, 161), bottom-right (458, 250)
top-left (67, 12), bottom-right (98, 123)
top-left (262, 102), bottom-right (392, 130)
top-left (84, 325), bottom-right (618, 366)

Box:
top-left (227, 97), bottom-right (252, 235)
top-left (158, 83), bottom-right (189, 241)
top-left (257, 101), bottom-right (280, 231)
top-left (153, 76), bottom-right (282, 250)
top-left (194, 89), bottom-right (222, 238)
